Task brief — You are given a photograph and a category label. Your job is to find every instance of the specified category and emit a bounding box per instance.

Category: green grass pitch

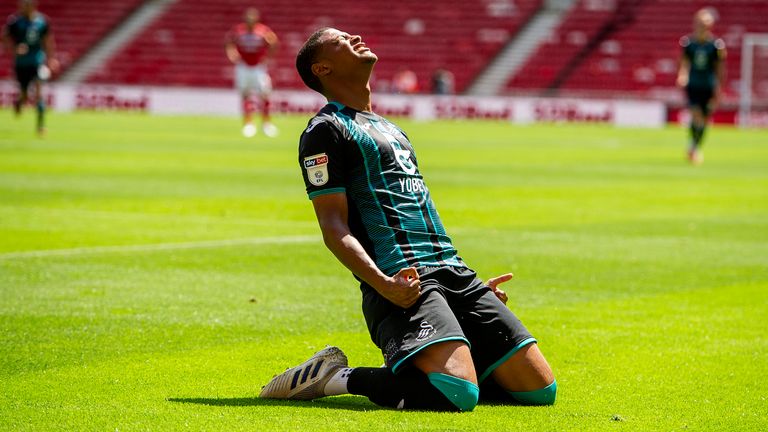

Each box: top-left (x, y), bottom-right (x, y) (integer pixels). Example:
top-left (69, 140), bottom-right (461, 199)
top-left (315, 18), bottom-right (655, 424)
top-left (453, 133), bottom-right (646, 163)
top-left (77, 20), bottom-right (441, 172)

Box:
top-left (1, 111), bottom-right (767, 431)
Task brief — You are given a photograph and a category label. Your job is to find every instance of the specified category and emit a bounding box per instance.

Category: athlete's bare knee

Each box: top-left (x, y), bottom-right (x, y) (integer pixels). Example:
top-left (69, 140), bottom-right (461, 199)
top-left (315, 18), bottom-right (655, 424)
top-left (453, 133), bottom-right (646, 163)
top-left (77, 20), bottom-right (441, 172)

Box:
top-left (411, 340), bottom-right (479, 411)
top-left (411, 340), bottom-right (477, 384)
top-left (492, 343), bottom-right (554, 392)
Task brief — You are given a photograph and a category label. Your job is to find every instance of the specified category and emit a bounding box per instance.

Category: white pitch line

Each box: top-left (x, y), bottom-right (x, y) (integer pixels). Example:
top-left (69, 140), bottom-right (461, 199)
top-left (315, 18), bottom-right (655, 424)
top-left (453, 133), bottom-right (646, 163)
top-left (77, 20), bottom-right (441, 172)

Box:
top-left (0, 235), bottom-right (319, 260)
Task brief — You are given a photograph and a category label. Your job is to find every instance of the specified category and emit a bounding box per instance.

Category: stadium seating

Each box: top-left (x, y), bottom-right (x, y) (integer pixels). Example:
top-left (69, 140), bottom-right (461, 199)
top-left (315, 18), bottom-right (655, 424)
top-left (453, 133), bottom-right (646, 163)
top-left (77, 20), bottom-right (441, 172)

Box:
top-left (507, 0), bottom-right (618, 90)
top-left (563, 0), bottom-right (768, 98)
top-left (6, 0), bottom-right (765, 101)
top-left (507, 0), bottom-right (768, 100)
top-left (0, 0), bottom-right (144, 80)
top-left (86, 0), bottom-right (543, 93)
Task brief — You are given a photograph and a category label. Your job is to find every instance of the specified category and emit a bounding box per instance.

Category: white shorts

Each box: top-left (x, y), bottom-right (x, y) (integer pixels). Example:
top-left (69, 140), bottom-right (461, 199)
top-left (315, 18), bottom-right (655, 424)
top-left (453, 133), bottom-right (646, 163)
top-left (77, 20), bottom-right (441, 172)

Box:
top-left (235, 63), bottom-right (272, 95)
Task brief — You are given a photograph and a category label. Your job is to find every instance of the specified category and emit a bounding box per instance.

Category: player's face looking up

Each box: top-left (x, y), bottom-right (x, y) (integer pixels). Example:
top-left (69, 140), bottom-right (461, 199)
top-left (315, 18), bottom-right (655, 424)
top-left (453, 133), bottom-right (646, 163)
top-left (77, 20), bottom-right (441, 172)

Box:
top-left (314, 28), bottom-right (378, 72)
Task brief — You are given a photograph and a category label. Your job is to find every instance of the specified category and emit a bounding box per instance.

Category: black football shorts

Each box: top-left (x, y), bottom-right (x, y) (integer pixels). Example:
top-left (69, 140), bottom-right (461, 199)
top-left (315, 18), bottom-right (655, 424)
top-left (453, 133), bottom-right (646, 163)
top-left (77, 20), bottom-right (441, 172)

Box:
top-left (14, 64), bottom-right (39, 93)
top-left (686, 85), bottom-right (715, 116)
top-left (360, 266), bottom-right (536, 383)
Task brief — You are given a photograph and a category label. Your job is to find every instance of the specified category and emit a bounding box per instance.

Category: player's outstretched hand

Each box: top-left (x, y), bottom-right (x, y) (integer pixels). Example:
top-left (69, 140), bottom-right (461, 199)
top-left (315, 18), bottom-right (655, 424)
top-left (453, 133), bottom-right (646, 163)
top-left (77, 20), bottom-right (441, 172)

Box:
top-left (381, 267), bottom-right (421, 309)
top-left (486, 273), bottom-right (513, 305)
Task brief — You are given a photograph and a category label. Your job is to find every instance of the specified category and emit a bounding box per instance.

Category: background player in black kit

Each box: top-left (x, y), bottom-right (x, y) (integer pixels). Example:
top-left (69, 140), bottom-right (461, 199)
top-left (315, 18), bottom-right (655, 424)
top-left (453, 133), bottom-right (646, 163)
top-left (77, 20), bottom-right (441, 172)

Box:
top-left (259, 28), bottom-right (556, 411)
top-left (2, 0), bottom-right (58, 135)
top-left (677, 8), bottom-right (726, 164)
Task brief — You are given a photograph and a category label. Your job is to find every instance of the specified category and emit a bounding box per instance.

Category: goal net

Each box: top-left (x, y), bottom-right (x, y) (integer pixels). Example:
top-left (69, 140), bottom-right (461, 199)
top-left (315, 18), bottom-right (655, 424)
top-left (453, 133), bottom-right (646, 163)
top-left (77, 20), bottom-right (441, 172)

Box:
top-left (739, 33), bottom-right (768, 127)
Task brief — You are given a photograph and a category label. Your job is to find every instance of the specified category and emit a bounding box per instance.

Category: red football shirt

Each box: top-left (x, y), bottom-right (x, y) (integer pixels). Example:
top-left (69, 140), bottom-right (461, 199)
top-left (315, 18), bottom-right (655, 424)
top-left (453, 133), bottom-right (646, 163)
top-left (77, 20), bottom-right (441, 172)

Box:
top-left (227, 23), bottom-right (274, 66)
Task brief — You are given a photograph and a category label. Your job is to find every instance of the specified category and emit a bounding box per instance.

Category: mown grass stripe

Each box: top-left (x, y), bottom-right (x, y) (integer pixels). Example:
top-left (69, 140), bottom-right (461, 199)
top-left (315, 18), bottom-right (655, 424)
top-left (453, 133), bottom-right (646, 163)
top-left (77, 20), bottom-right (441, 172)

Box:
top-left (0, 235), bottom-right (318, 260)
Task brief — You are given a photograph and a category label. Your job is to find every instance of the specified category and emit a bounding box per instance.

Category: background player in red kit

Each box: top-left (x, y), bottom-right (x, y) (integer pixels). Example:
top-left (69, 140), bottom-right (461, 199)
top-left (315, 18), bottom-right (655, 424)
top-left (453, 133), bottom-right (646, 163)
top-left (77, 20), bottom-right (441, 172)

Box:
top-left (225, 8), bottom-right (278, 138)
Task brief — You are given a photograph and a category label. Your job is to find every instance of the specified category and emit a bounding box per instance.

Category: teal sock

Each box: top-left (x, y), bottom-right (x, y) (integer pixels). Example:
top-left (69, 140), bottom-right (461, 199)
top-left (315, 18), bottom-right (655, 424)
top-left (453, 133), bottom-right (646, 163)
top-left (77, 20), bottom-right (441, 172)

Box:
top-left (508, 379), bottom-right (557, 405)
top-left (689, 123), bottom-right (697, 146)
top-left (427, 373), bottom-right (479, 412)
top-left (36, 100), bottom-right (45, 130)
top-left (695, 125), bottom-right (706, 146)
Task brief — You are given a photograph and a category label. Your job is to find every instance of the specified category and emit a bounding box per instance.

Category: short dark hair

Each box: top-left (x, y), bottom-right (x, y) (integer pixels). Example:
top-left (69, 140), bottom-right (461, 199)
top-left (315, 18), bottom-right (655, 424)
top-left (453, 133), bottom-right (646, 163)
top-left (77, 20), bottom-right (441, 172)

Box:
top-left (296, 28), bottom-right (330, 94)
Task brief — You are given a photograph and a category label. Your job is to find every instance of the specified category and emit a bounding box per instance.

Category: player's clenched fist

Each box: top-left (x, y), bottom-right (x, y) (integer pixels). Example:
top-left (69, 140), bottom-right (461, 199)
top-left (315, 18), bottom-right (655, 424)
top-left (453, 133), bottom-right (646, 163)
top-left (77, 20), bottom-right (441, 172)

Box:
top-left (379, 267), bottom-right (421, 309)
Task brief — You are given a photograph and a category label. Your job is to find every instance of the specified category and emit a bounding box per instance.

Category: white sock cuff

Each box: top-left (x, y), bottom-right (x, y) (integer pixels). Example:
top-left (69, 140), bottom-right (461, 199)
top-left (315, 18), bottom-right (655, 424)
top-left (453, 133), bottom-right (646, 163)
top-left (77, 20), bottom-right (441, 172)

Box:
top-left (323, 367), bottom-right (354, 396)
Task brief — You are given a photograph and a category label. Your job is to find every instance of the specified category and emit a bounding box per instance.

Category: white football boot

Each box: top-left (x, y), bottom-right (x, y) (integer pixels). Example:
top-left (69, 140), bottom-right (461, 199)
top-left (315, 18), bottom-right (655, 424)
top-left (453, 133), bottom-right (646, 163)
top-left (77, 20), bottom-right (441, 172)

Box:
top-left (262, 122), bottom-right (279, 138)
top-left (242, 123), bottom-right (257, 138)
top-left (259, 346), bottom-right (348, 400)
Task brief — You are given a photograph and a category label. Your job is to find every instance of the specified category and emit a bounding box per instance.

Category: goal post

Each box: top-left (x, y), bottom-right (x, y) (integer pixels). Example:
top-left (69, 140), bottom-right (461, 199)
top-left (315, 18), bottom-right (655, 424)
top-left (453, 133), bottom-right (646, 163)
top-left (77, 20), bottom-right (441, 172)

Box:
top-left (739, 33), bottom-right (768, 128)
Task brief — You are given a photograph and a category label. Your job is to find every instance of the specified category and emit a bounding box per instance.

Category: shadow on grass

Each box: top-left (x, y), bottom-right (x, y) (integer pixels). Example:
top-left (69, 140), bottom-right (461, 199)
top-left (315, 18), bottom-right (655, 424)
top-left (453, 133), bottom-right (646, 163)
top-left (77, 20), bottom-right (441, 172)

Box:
top-left (167, 395), bottom-right (384, 411)
top-left (169, 395), bottom-right (522, 412)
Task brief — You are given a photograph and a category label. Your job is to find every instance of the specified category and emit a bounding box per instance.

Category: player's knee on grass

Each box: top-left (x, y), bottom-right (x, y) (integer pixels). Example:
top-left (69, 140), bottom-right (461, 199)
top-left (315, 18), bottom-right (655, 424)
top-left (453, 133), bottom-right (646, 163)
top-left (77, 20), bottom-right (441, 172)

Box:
top-left (409, 341), bottom-right (479, 411)
top-left (508, 379), bottom-right (557, 405)
top-left (349, 367), bottom-right (475, 412)
top-left (427, 372), bottom-right (479, 411)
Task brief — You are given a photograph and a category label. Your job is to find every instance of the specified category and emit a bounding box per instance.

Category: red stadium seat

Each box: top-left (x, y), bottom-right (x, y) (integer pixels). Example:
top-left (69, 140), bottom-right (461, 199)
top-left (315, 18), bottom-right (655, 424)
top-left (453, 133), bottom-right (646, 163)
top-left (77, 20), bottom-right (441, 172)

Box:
top-left (8, 0), bottom-right (763, 99)
top-left (507, 0), bottom-right (768, 99)
top-left (507, 0), bottom-right (616, 90)
top-left (0, 0), bottom-right (145, 80)
top-left (86, 0), bottom-right (543, 93)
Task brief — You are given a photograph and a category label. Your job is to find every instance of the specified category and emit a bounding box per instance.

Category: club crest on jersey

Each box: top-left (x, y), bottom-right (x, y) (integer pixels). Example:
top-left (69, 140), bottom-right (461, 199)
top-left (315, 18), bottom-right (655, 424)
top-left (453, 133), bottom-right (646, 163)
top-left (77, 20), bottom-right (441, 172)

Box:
top-left (304, 153), bottom-right (329, 186)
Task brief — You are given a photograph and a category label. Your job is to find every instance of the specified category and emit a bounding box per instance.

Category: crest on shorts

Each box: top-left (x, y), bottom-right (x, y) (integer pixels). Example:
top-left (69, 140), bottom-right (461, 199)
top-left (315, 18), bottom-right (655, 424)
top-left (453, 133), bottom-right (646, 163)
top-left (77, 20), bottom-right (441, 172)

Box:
top-left (304, 153), bottom-right (329, 186)
top-left (415, 320), bottom-right (436, 341)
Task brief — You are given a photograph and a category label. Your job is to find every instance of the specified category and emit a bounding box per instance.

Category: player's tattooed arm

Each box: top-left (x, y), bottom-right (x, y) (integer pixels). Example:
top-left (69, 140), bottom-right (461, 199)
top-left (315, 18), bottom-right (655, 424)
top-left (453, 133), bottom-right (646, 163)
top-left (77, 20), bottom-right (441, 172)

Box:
top-left (312, 192), bottom-right (421, 308)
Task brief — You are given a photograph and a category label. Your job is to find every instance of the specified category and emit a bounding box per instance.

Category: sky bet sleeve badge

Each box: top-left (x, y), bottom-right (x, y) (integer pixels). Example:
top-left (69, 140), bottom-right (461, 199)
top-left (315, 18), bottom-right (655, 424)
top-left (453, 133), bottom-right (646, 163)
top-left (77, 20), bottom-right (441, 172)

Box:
top-left (304, 153), bottom-right (330, 186)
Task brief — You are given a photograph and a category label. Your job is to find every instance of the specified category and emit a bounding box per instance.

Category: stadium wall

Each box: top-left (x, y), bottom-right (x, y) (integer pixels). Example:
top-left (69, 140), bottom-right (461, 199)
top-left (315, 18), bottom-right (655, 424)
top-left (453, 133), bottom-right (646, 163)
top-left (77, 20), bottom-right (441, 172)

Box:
top-left (0, 81), bottom-right (666, 127)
